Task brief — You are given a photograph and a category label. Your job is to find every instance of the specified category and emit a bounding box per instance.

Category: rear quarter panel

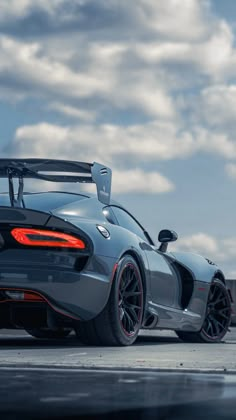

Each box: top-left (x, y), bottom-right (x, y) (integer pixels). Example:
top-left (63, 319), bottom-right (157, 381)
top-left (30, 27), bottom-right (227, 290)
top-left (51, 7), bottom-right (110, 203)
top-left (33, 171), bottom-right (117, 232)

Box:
top-left (59, 215), bottom-right (152, 304)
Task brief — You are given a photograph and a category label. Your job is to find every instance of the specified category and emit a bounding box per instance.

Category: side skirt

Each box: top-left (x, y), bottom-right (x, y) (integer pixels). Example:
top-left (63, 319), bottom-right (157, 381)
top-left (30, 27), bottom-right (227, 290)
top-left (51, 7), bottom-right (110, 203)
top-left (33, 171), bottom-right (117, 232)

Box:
top-left (146, 301), bottom-right (204, 332)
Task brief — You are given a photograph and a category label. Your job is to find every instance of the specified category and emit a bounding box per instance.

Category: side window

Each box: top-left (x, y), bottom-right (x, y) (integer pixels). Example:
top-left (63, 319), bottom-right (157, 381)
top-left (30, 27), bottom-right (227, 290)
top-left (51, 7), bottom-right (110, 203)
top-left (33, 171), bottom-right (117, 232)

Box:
top-left (111, 206), bottom-right (149, 242)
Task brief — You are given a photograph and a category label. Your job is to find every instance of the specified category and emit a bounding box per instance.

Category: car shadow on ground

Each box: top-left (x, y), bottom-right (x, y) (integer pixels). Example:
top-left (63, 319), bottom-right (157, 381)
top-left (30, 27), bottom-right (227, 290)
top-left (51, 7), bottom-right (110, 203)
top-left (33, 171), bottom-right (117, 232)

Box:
top-left (136, 334), bottom-right (180, 345)
top-left (0, 334), bottom-right (85, 349)
top-left (1, 329), bottom-right (234, 349)
top-left (0, 332), bottom-right (182, 350)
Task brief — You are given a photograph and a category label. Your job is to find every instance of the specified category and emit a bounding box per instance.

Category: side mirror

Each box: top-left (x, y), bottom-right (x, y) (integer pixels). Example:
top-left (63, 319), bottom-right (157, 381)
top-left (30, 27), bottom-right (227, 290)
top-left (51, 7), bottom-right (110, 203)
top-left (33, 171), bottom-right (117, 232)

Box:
top-left (158, 229), bottom-right (178, 252)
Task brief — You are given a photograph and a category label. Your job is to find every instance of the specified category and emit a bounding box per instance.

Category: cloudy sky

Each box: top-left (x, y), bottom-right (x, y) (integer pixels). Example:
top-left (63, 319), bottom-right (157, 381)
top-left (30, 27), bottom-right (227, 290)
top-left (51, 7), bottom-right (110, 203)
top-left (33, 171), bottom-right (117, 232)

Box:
top-left (1, 0), bottom-right (236, 276)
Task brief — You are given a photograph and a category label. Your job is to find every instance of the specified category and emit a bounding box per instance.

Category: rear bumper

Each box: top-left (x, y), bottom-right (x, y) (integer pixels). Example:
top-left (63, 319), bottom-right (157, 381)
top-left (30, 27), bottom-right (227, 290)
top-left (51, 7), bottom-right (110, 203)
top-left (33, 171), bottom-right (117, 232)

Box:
top-left (0, 249), bottom-right (117, 321)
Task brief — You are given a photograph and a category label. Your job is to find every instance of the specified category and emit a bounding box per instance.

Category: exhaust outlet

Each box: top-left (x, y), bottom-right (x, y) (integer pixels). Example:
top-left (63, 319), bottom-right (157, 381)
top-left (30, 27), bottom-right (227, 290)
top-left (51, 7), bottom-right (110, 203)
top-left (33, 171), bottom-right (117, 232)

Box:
top-left (142, 313), bottom-right (159, 329)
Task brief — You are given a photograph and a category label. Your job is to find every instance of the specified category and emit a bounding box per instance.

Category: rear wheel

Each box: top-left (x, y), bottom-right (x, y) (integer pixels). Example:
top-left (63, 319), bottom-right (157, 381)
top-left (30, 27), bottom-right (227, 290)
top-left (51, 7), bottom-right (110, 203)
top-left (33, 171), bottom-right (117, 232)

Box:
top-left (26, 328), bottom-right (71, 339)
top-left (75, 255), bottom-right (144, 346)
top-left (176, 278), bottom-right (231, 343)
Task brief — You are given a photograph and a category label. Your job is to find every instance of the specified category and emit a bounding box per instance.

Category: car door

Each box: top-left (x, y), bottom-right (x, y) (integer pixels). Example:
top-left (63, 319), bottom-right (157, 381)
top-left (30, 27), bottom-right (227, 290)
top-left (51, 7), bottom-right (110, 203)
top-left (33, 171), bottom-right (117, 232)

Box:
top-left (109, 206), bottom-right (180, 309)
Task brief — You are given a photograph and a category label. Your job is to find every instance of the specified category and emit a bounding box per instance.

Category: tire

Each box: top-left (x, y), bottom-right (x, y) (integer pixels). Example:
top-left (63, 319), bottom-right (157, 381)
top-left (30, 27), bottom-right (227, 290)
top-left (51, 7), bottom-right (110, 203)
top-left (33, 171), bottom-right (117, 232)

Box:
top-left (176, 278), bottom-right (231, 343)
top-left (75, 255), bottom-right (144, 346)
top-left (26, 328), bottom-right (72, 339)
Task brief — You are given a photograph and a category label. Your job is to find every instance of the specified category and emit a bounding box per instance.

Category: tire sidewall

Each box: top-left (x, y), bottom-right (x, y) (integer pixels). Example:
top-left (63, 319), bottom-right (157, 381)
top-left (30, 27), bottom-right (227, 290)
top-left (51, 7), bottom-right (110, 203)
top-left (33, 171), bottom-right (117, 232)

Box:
top-left (110, 255), bottom-right (144, 346)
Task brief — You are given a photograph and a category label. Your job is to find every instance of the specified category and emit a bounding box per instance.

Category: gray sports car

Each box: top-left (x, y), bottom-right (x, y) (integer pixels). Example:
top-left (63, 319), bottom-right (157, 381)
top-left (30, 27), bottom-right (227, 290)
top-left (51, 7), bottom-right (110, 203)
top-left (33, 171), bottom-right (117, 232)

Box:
top-left (0, 159), bottom-right (232, 346)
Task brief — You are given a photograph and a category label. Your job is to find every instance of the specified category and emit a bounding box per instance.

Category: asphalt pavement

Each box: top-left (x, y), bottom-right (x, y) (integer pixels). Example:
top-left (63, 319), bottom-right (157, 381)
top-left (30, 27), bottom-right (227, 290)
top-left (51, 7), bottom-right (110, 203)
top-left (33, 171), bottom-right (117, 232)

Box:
top-left (1, 367), bottom-right (236, 420)
top-left (0, 328), bottom-right (236, 372)
top-left (1, 329), bottom-right (236, 419)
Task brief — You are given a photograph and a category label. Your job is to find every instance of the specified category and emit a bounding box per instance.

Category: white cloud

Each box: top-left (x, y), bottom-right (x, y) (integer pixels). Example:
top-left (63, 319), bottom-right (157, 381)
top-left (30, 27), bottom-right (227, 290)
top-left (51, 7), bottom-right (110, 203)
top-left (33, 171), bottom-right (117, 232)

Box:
top-left (81, 168), bottom-right (174, 194)
top-left (195, 128), bottom-right (236, 159)
top-left (136, 0), bottom-right (211, 41)
top-left (137, 20), bottom-right (236, 81)
top-left (173, 232), bottom-right (219, 256)
top-left (0, 36), bottom-right (111, 100)
top-left (9, 120), bottom-right (236, 169)
top-left (112, 169), bottom-right (174, 194)
top-left (1, 0), bottom-right (236, 121)
top-left (48, 102), bottom-right (97, 122)
top-left (10, 121), bottom-right (196, 165)
top-left (0, 34), bottom-right (176, 118)
top-left (7, 122), bottom-right (179, 194)
top-left (0, 0), bottom-right (65, 21)
top-left (195, 85), bottom-right (236, 128)
top-left (194, 21), bottom-right (235, 80)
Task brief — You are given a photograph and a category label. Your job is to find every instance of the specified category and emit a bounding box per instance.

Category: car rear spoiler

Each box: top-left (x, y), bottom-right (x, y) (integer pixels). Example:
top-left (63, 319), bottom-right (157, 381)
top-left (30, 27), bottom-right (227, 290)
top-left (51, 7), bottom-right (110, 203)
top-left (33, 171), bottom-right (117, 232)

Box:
top-left (0, 158), bottom-right (112, 206)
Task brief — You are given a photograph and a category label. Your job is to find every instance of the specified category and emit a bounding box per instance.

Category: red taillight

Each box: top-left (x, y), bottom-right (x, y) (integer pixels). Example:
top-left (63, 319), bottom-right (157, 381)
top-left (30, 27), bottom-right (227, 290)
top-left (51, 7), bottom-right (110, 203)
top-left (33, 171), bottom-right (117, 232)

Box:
top-left (4, 290), bottom-right (44, 301)
top-left (24, 292), bottom-right (44, 301)
top-left (11, 228), bottom-right (86, 249)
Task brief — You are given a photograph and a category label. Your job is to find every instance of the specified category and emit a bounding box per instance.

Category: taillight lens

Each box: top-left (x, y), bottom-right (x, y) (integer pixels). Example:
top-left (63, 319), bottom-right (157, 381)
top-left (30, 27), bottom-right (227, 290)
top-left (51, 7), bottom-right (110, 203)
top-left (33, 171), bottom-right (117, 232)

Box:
top-left (11, 228), bottom-right (86, 249)
top-left (4, 290), bottom-right (44, 301)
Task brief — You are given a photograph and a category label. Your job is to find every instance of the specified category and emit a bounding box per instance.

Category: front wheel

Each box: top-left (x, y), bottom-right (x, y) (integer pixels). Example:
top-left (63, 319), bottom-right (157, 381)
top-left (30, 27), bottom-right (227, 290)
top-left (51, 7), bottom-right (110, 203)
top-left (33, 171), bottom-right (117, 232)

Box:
top-left (176, 278), bottom-right (231, 343)
top-left (75, 255), bottom-right (144, 346)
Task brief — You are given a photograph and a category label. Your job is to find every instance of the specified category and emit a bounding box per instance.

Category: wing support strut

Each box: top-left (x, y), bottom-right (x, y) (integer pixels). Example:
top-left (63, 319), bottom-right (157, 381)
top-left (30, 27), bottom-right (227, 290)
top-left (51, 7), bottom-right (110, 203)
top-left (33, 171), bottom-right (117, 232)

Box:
top-left (7, 169), bottom-right (24, 207)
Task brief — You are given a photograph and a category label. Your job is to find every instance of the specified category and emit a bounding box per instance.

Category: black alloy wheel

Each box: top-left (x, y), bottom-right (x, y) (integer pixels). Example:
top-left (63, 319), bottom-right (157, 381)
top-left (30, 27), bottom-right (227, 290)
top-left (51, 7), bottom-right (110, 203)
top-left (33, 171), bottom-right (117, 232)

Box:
top-left (201, 279), bottom-right (231, 341)
top-left (118, 262), bottom-right (143, 337)
top-left (176, 278), bottom-right (231, 343)
top-left (76, 255), bottom-right (144, 346)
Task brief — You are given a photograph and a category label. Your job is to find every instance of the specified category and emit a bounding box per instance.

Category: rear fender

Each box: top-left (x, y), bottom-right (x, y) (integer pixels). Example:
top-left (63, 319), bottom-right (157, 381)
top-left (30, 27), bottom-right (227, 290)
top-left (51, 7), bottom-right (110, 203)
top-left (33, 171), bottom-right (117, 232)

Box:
top-left (0, 206), bottom-right (93, 253)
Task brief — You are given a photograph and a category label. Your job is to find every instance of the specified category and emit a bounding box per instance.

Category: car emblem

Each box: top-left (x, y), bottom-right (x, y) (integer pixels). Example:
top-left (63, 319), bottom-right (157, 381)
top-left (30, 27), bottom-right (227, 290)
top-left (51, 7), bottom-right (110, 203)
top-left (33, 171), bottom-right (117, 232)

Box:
top-left (96, 225), bottom-right (110, 239)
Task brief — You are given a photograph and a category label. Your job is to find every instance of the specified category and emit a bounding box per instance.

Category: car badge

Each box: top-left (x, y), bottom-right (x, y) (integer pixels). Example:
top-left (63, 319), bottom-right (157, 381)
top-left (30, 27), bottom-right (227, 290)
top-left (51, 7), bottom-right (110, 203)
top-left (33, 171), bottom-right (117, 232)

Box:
top-left (96, 225), bottom-right (110, 239)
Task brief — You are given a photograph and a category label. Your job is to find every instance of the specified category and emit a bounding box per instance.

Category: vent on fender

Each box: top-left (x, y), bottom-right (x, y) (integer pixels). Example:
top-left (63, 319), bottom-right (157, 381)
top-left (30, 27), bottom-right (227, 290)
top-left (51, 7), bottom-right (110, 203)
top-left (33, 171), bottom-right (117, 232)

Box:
top-left (172, 262), bottom-right (194, 309)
